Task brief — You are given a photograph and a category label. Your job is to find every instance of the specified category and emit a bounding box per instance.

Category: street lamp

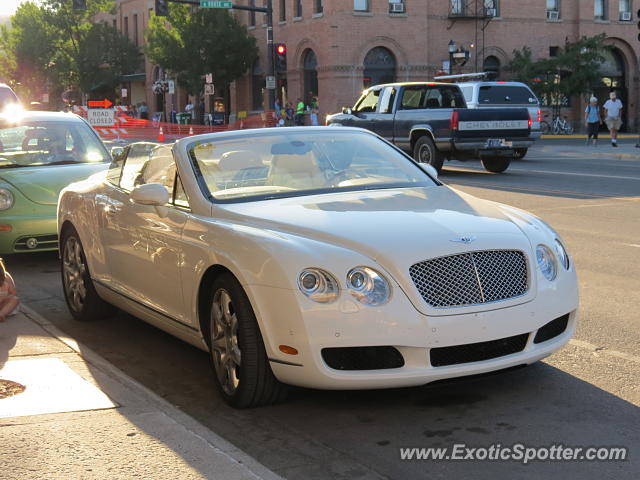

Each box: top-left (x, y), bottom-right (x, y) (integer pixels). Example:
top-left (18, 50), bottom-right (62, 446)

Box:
top-left (448, 40), bottom-right (457, 74)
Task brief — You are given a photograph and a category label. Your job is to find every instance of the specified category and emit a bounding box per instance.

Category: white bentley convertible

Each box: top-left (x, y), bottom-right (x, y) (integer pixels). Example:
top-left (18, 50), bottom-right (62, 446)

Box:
top-left (58, 127), bottom-right (578, 408)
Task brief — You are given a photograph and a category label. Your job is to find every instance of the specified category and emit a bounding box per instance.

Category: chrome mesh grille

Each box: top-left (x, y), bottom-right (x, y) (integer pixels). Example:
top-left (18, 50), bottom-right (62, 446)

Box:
top-left (409, 250), bottom-right (528, 308)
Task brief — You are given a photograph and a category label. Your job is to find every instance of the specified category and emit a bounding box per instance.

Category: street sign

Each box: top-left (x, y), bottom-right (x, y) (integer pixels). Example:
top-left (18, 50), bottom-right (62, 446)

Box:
top-left (168, 80), bottom-right (175, 95)
top-left (204, 84), bottom-right (215, 95)
top-left (87, 109), bottom-right (115, 127)
top-left (200, 1), bottom-right (232, 8)
top-left (88, 98), bottom-right (113, 109)
top-left (266, 76), bottom-right (276, 89)
top-left (205, 73), bottom-right (213, 84)
top-left (121, 88), bottom-right (128, 98)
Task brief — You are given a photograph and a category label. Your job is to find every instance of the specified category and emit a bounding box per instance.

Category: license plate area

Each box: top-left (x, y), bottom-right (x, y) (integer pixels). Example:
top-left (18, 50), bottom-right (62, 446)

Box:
top-left (486, 139), bottom-right (513, 148)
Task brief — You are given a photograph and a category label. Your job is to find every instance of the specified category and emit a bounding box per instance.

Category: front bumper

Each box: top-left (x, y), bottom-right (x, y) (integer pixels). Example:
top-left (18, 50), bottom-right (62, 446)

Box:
top-left (246, 273), bottom-right (579, 390)
top-left (0, 214), bottom-right (58, 254)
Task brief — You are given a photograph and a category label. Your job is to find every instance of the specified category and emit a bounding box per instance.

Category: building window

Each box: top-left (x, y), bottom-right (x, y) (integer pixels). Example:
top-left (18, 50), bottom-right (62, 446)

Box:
top-left (133, 14), bottom-right (139, 46)
top-left (279, 0), bottom-right (286, 21)
top-left (546, 0), bottom-right (560, 19)
top-left (252, 60), bottom-right (264, 111)
top-left (303, 49), bottom-right (319, 103)
top-left (450, 0), bottom-right (463, 14)
top-left (363, 47), bottom-right (396, 88)
top-left (549, 46), bottom-right (560, 57)
top-left (483, 56), bottom-right (501, 78)
top-left (389, 0), bottom-right (406, 14)
top-left (354, 0), bottom-right (369, 12)
top-left (295, 0), bottom-right (302, 17)
top-left (619, 0), bottom-right (632, 20)
top-left (314, 0), bottom-right (323, 14)
top-left (484, 0), bottom-right (498, 16)
top-left (124, 16), bottom-right (129, 37)
top-left (249, 0), bottom-right (256, 26)
top-left (594, 0), bottom-right (607, 19)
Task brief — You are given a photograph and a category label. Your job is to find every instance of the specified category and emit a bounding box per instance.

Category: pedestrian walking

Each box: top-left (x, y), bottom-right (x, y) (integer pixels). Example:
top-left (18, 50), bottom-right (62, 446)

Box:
top-left (584, 96), bottom-right (601, 146)
top-left (310, 96), bottom-right (319, 126)
top-left (274, 99), bottom-right (284, 127)
top-left (295, 98), bottom-right (305, 126)
top-left (0, 258), bottom-right (19, 322)
top-left (139, 101), bottom-right (149, 120)
top-left (603, 91), bottom-right (623, 147)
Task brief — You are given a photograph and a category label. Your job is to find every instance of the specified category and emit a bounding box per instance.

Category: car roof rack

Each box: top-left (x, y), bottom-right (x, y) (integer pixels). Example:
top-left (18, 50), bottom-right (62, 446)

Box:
top-left (433, 72), bottom-right (498, 82)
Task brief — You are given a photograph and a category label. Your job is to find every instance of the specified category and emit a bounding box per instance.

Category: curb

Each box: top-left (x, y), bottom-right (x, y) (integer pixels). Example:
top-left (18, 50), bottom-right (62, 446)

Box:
top-left (589, 152), bottom-right (640, 159)
top-left (18, 303), bottom-right (283, 480)
top-left (541, 134), bottom-right (639, 139)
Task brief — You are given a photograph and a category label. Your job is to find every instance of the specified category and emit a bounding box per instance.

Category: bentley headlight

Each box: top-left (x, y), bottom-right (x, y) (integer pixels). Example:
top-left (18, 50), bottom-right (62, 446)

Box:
top-left (346, 267), bottom-right (391, 306)
top-left (554, 239), bottom-right (570, 270)
top-left (0, 188), bottom-right (14, 211)
top-left (536, 244), bottom-right (557, 281)
top-left (298, 268), bottom-right (339, 303)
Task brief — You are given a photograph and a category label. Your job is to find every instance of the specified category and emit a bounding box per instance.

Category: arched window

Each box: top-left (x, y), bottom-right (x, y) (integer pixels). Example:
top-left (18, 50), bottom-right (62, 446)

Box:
top-left (303, 49), bottom-right (318, 104)
top-left (483, 55), bottom-right (501, 79)
top-left (363, 47), bottom-right (396, 88)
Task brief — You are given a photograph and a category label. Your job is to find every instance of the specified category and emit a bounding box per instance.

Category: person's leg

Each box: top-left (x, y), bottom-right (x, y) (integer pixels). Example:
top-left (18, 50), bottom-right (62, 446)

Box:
top-left (0, 295), bottom-right (19, 321)
top-left (611, 127), bottom-right (618, 146)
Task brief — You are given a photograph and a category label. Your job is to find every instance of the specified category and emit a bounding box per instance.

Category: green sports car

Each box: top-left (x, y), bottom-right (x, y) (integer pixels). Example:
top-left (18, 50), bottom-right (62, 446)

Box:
top-left (0, 111), bottom-right (111, 254)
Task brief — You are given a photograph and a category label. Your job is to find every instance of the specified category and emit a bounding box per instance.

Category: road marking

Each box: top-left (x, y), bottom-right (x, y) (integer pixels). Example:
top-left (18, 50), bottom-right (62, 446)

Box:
top-left (569, 339), bottom-right (640, 365)
top-left (447, 165), bottom-right (640, 181)
top-left (448, 179), bottom-right (640, 201)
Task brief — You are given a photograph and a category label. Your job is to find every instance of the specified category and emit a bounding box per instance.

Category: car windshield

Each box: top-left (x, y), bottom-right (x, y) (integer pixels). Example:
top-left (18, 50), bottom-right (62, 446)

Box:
top-left (0, 120), bottom-right (109, 168)
top-left (189, 130), bottom-right (437, 203)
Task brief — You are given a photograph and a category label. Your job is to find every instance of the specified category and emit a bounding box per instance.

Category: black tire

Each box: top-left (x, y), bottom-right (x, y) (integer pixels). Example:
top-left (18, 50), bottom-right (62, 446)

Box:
top-left (207, 273), bottom-right (287, 408)
top-left (60, 226), bottom-right (114, 321)
top-left (481, 156), bottom-right (512, 173)
top-left (413, 135), bottom-right (445, 173)
top-left (513, 148), bottom-right (528, 159)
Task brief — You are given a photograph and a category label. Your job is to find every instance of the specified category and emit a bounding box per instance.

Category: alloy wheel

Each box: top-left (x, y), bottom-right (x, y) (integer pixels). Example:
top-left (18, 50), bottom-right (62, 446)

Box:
top-left (210, 289), bottom-right (242, 396)
top-left (62, 236), bottom-right (87, 313)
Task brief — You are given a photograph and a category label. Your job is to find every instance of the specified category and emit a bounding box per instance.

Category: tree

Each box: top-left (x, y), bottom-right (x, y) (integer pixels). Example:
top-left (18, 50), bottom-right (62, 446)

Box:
top-left (145, 5), bottom-right (258, 120)
top-left (509, 34), bottom-right (611, 110)
top-left (0, 0), bottom-right (140, 107)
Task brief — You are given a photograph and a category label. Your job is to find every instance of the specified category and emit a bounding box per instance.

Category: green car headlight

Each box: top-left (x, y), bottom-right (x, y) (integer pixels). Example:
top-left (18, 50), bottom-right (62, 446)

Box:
top-left (0, 188), bottom-right (14, 211)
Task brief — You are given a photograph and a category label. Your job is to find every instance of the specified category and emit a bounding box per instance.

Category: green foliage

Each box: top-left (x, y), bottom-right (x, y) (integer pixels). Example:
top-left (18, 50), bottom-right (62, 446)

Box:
top-left (0, 0), bottom-right (139, 106)
top-left (145, 5), bottom-right (258, 96)
top-left (509, 34), bottom-right (611, 106)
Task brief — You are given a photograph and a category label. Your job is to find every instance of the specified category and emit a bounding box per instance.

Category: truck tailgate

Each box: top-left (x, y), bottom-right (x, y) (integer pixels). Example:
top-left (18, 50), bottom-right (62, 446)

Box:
top-left (454, 108), bottom-right (530, 139)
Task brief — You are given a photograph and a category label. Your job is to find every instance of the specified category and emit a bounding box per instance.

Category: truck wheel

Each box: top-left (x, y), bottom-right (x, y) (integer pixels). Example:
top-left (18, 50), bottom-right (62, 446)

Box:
top-left (413, 136), bottom-right (444, 173)
top-left (513, 148), bottom-right (528, 159)
top-left (481, 156), bottom-right (512, 173)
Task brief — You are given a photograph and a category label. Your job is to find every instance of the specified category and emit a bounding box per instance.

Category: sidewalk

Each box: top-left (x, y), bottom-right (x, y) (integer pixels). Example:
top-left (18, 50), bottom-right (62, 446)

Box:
top-left (538, 138), bottom-right (640, 160)
top-left (0, 305), bottom-right (282, 480)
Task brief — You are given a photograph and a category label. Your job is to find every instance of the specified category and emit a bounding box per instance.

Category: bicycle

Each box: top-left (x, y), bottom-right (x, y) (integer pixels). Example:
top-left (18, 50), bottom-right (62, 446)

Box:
top-left (540, 114), bottom-right (574, 135)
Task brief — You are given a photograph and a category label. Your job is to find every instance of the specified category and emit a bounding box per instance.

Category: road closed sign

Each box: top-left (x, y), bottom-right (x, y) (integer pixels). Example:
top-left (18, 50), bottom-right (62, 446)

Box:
top-left (88, 109), bottom-right (115, 127)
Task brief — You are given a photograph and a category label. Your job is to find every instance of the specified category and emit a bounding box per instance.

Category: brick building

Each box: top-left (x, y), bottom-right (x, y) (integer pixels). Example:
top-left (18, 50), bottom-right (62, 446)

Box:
top-left (106, 1), bottom-right (640, 130)
top-left (236, 0), bottom-right (639, 129)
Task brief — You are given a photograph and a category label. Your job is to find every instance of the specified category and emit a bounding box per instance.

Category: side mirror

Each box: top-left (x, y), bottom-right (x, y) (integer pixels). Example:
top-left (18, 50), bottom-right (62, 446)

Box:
top-left (417, 162), bottom-right (438, 179)
top-left (110, 146), bottom-right (125, 160)
top-left (341, 107), bottom-right (353, 115)
top-left (130, 183), bottom-right (169, 206)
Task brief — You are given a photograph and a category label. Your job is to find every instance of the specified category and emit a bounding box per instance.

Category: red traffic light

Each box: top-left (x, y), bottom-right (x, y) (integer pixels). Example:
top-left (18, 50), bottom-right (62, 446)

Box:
top-left (276, 44), bottom-right (287, 55)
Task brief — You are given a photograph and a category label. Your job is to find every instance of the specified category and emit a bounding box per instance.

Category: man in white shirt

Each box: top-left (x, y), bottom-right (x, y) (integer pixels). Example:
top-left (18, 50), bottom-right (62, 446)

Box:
top-left (603, 91), bottom-right (623, 147)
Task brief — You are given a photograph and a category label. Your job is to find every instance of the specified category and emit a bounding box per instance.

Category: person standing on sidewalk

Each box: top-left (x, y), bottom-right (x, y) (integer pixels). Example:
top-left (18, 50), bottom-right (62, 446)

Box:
top-left (584, 97), bottom-right (602, 146)
top-left (603, 91), bottom-right (623, 147)
top-left (295, 98), bottom-right (305, 126)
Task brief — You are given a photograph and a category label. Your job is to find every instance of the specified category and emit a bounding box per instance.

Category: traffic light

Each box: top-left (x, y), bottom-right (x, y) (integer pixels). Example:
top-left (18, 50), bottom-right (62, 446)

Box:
top-left (275, 44), bottom-right (287, 73)
top-left (72, 0), bottom-right (86, 9)
top-left (156, 0), bottom-right (169, 17)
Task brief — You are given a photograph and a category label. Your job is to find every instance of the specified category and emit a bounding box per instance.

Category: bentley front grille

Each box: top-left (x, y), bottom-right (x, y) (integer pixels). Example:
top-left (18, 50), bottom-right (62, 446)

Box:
top-left (409, 250), bottom-right (528, 308)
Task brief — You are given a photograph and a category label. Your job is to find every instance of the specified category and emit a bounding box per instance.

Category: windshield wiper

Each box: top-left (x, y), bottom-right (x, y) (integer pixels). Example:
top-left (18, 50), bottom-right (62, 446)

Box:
top-left (0, 163), bottom-right (30, 169)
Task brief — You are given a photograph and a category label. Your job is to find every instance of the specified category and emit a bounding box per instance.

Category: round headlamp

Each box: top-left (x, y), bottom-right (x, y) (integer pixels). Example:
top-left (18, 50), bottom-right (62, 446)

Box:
top-left (346, 267), bottom-right (391, 306)
top-left (0, 188), bottom-right (14, 211)
top-left (297, 268), bottom-right (339, 303)
top-left (536, 244), bottom-right (557, 281)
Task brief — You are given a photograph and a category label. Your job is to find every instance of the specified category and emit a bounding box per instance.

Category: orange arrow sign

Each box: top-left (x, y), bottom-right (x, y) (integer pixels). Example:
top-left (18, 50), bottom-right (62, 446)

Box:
top-left (88, 98), bottom-right (113, 108)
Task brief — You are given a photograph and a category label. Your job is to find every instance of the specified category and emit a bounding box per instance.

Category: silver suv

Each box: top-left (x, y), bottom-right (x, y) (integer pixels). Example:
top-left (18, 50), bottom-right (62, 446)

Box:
top-left (458, 81), bottom-right (541, 158)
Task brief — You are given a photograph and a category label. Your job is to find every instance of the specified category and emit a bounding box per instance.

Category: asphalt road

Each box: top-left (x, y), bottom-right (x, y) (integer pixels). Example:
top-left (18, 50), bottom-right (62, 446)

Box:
top-left (6, 139), bottom-right (640, 479)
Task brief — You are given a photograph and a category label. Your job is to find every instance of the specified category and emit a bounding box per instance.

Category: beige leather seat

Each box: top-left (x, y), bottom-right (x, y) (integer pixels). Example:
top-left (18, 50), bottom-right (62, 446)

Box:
top-left (218, 150), bottom-right (262, 171)
top-left (267, 152), bottom-right (325, 189)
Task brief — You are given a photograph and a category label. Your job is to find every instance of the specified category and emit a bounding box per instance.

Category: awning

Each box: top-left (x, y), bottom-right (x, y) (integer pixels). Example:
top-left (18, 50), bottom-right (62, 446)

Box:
top-left (120, 73), bottom-right (146, 83)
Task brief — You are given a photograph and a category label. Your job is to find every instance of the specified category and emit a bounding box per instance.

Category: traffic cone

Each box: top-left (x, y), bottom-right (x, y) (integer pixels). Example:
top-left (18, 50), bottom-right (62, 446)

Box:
top-left (188, 126), bottom-right (194, 136)
top-left (157, 127), bottom-right (165, 142)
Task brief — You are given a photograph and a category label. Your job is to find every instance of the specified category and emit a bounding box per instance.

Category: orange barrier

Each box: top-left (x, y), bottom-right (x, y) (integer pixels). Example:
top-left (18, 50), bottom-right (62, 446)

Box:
top-left (74, 107), bottom-right (278, 140)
